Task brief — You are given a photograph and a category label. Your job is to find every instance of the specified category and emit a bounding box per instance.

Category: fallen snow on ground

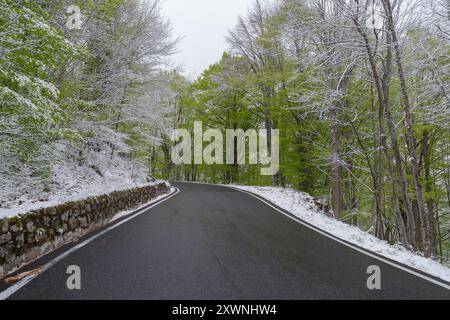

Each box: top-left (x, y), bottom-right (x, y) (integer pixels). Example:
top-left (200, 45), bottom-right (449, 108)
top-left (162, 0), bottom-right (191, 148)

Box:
top-left (110, 187), bottom-right (175, 223)
top-left (232, 185), bottom-right (450, 283)
top-left (0, 142), bottom-right (158, 219)
top-left (0, 180), bottom-right (167, 219)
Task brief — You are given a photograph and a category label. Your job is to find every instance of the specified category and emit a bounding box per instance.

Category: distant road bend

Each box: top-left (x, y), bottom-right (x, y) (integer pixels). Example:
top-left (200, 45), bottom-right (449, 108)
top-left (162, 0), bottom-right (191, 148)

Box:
top-left (1, 182), bottom-right (449, 300)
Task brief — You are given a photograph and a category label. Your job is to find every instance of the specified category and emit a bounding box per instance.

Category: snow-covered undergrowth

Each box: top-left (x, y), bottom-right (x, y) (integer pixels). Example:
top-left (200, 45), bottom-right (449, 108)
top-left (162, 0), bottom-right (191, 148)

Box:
top-left (0, 141), bottom-right (156, 219)
top-left (232, 186), bottom-right (450, 283)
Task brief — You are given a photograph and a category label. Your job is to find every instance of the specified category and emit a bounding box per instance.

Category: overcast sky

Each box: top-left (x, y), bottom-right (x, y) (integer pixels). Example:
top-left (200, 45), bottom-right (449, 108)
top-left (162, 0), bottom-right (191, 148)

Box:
top-left (161, 0), bottom-right (254, 78)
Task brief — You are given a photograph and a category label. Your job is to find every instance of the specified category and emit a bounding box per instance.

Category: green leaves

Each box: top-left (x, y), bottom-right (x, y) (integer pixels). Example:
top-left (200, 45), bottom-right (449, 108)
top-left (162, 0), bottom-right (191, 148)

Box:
top-left (0, 0), bottom-right (77, 141)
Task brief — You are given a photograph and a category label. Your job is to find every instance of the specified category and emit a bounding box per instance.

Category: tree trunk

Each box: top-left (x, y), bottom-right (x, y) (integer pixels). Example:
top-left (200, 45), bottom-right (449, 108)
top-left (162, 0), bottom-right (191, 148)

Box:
top-left (330, 99), bottom-right (342, 219)
top-left (371, 83), bottom-right (385, 239)
top-left (353, 23), bottom-right (410, 248)
top-left (423, 130), bottom-right (437, 256)
top-left (382, 0), bottom-right (431, 257)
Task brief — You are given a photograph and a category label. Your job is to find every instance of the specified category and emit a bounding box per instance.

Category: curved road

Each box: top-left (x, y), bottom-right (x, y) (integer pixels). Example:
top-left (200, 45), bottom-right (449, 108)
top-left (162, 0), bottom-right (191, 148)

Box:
top-left (1, 183), bottom-right (449, 300)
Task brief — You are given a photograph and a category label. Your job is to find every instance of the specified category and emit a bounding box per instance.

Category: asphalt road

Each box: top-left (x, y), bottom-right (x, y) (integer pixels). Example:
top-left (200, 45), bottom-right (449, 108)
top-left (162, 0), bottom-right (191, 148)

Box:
top-left (2, 183), bottom-right (449, 300)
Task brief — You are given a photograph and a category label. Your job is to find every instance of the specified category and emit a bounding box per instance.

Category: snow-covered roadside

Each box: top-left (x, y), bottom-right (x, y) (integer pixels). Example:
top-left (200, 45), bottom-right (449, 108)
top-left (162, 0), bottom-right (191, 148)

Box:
top-left (0, 180), bottom-right (169, 219)
top-left (232, 185), bottom-right (450, 283)
top-left (110, 187), bottom-right (176, 222)
top-left (0, 141), bottom-right (156, 219)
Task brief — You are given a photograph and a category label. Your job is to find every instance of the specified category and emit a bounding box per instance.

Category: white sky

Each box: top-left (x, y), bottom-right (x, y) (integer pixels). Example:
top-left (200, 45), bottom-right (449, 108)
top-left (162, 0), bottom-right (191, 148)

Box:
top-left (161, 0), bottom-right (254, 78)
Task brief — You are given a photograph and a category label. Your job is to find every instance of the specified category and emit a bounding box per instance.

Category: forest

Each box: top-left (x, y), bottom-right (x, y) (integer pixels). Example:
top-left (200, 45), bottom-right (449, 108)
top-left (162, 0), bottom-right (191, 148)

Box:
top-left (1, 0), bottom-right (450, 264)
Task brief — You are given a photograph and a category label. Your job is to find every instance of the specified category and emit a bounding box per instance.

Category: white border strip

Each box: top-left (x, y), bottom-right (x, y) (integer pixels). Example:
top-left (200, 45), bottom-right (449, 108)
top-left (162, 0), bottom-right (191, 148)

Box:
top-left (228, 186), bottom-right (450, 291)
top-left (0, 188), bottom-right (180, 300)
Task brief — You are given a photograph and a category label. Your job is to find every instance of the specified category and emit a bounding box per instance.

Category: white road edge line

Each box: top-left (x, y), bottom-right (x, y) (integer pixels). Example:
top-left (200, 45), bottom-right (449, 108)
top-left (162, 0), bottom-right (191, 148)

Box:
top-left (0, 187), bottom-right (180, 300)
top-left (228, 186), bottom-right (450, 291)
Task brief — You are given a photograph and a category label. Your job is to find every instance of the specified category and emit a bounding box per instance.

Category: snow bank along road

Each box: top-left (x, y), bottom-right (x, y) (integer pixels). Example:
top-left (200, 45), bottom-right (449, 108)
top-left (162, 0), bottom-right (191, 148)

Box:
top-left (0, 183), bottom-right (449, 300)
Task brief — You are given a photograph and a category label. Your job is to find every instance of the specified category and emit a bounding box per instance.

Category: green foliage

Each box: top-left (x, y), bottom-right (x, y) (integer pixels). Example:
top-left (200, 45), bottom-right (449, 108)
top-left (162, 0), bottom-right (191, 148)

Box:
top-left (0, 0), bottom-right (78, 159)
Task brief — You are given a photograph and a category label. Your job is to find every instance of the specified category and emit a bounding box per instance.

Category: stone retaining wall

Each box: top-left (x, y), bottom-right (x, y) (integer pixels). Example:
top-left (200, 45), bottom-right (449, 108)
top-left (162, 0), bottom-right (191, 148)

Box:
top-left (0, 182), bottom-right (171, 278)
